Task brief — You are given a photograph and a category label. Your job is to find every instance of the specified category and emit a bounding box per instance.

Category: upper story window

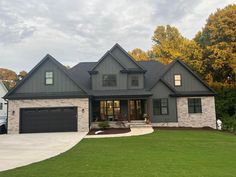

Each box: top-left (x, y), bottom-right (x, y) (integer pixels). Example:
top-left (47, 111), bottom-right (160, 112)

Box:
top-left (45, 71), bottom-right (54, 85)
top-left (0, 103), bottom-right (3, 110)
top-left (131, 75), bottom-right (139, 87)
top-left (188, 98), bottom-right (202, 113)
top-left (153, 98), bottom-right (168, 115)
top-left (174, 74), bottom-right (182, 86)
top-left (102, 74), bottom-right (117, 87)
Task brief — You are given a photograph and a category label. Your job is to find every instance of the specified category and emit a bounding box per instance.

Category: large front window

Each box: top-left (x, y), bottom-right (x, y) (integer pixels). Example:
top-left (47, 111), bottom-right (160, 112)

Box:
top-left (153, 98), bottom-right (168, 115)
top-left (102, 74), bottom-right (117, 87)
top-left (100, 100), bottom-right (120, 120)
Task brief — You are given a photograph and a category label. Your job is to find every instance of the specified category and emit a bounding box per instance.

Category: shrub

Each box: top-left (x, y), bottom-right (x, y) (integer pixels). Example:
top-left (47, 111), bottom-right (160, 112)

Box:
top-left (222, 114), bottom-right (236, 132)
top-left (98, 121), bottom-right (110, 129)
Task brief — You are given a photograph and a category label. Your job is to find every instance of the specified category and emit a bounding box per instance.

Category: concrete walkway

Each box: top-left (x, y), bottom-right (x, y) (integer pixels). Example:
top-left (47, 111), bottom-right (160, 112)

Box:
top-left (0, 132), bottom-right (87, 172)
top-left (85, 127), bottom-right (154, 138)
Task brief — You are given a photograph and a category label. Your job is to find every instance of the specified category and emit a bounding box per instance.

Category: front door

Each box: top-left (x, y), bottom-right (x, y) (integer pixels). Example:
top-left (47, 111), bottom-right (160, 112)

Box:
top-left (129, 100), bottom-right (143, 120)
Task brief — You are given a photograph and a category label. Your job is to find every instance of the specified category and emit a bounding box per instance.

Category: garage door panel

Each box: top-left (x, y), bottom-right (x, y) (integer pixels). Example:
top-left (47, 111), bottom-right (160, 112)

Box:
top-left (20, 107), bottom-right (77, 133)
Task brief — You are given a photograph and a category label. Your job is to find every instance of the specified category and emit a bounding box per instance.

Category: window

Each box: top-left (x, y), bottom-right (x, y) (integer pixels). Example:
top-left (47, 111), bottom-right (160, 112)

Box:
top-left (45, 71), bottom-right (53, 85)
top-left (131, 75), bottom-right (139, 87)
top-left (100, 100), bottom-right (120, 119)
top-left (174, 74), bottom-right (181, 86)
top-left (153, 98), bottom-right (168, 115)
top-left (188, 98), bottom-right (202, 113)
top-left (0, 103), bottom-right (3, 110)
top-left (102, 74), bottom-right (117, 87)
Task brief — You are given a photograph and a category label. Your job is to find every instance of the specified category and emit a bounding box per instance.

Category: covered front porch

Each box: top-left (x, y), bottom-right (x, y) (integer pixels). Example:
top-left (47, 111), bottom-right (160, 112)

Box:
top-left (91, 98), bottom-right (149, 122)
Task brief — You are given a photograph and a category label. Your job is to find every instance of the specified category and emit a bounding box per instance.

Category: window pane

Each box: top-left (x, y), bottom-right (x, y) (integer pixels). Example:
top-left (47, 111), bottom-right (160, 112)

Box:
top-left (153, 99), bottom-right (161, 115)
top-left (175, 80), bottom-right (181, 86)
top-left (188, 106), bottom-right (195, 113)
top-left (188, 98), bottom-right (202, 113)
top-left (195, 106), bottom-right (202, 113)
top-left (103, 75), bottom-right (117, 86)
top-left (174, 74), bottom-right (181, 86)
top-left (174, 75), bottom-right (181, 80)
top-left (131, 76), bottom-right (139, 86)
top-left (161, 99), bottom-right (168, 106)
top-left (114, 101), bottom-right (120, 107)
top-left (161, 107), bottom-right (168, 115)
top-left (46, 72), bottom-right (53, 77)
top-left (46, 78), bottom-right (53, 84)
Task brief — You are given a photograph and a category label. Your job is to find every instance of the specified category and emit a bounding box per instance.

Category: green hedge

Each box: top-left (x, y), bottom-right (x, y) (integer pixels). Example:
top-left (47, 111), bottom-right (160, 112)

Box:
top-left (222, 114), bottom-right (236, 132)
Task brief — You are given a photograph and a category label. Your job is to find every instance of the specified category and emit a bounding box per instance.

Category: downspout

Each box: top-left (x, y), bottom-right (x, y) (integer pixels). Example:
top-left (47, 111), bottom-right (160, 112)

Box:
top-left (4, 99), bottom-right (8, 134)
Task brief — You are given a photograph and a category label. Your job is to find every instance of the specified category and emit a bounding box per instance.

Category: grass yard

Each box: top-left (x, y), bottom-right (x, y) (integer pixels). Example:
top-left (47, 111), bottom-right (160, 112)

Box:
top-left (0, 130), bottom-right (236, 177)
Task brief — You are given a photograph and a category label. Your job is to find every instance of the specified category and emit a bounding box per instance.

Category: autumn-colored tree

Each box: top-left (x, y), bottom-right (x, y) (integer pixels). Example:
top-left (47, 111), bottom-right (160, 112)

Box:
top-left (18, 70), bottom-right (28, 80)
top-left (194, 4), bottom-right (236, 83)
top-left (150, 25), bottom-right (204, 75)
top-left (128, 48), bottom-right (149, 61)
top-left (0, 68), bottom-right (17, 81)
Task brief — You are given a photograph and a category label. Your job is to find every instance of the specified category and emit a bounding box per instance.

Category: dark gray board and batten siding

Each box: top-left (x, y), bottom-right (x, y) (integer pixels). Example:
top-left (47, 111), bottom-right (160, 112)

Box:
top-left (150, 81), bottom-right (177, 123)
top-left (163, 62), bottom-right (209, 92)
top-left (15, 59), bottom-right (84, 94)
top-left (110, 46), bottom-right (140, 69)
top-left (91, 54), bottom-right (145, 90)
top-left (91, 55), bottom-right (127, 90)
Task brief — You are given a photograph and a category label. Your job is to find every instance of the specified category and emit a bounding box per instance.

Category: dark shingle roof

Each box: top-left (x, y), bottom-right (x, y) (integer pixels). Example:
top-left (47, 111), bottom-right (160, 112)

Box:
top-left (69, 60), bottom-right (167, 93)
top-left (137, 60), bottom-right (166, 89)
top-left (69, 62), bottom-right (96, 93)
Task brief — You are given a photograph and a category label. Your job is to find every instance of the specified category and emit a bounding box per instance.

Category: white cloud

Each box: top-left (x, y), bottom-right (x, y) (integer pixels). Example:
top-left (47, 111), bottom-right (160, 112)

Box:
top-left (0, 0), bottom-right (235, 73)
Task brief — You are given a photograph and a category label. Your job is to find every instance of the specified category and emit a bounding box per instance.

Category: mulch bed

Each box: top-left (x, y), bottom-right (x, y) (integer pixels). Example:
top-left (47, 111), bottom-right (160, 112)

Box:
top-left (87, 128), bottom-right (131, 135)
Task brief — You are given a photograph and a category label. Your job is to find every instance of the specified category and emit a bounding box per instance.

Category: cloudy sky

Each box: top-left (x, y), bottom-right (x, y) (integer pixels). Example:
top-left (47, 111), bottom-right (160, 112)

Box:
top-left (0, 0), bottom-right (235, 73)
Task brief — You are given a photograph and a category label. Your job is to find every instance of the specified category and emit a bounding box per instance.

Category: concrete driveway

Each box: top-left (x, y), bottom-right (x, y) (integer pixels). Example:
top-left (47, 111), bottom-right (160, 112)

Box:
top-left (0, 132), bottom-right (87, 172)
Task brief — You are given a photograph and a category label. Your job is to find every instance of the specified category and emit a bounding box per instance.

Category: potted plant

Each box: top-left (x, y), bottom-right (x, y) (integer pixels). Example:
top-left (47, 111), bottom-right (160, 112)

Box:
top-left (143, 114), bottom-right (150, 124)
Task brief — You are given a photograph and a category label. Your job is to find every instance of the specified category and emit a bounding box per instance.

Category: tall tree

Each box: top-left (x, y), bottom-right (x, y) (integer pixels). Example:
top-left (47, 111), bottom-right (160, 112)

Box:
top-left (128, 48), bottom-right (149, 61)
top-left (18, 70), bottom-right (28, 80)
top-left (0, 68), bottom-right (18, 89)
top-left (194, 4), bottom-right (236, 83)
top-left (151, 25), bottom-right (204, 75)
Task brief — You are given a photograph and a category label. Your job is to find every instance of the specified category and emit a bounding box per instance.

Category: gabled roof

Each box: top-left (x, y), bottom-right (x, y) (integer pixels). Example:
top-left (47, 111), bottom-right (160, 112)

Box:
top-left (110, 43), bottom-right (146, 71)
top-left (4, 54), bottom-right (88, 99)
top-left (89, 50), bottom-right (126, 72)
top-left (150, 59), bottom-right (215, 93)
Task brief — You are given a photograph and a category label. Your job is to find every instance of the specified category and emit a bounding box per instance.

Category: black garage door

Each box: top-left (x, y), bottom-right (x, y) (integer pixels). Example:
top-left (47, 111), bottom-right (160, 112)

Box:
top-left (20, 107), bottom-right (77, 133)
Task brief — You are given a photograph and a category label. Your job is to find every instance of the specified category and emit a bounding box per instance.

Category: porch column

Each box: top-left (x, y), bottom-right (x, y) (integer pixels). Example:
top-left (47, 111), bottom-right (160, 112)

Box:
top-left (127, 99), bottom-right (130, 122)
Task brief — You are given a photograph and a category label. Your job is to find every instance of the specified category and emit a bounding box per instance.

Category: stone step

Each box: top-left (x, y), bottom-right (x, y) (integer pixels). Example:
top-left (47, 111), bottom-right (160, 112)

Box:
top-left (130, 124), bottom-right (152, 128)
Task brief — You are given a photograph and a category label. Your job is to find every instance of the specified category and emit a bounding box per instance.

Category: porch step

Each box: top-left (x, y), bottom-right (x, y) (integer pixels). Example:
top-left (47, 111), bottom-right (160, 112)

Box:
top-left (129, 124), bottom-right (152, 128)
top-left (128, 121), bottom-right (152, 128)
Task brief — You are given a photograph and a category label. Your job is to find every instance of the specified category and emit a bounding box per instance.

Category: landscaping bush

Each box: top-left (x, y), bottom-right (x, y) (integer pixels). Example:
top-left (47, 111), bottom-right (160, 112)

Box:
top-left (98, 121), bottom-right (110, 129)
top-left (222, 114), bottom-right (236, 132)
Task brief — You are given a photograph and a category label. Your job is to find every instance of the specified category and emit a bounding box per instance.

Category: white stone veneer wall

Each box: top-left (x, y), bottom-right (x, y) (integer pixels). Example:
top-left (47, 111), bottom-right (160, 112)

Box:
top-left (8, 98), bottom-right (89, 134)
top-left (177, 96), bottom-right (216, 129)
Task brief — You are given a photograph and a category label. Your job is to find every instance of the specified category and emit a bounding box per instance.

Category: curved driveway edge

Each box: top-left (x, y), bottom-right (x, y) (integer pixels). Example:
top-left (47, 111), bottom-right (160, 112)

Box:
top-left (0, 132), bottom-right (87, 172)
top-left (85, 127), bottom-right (154, 138)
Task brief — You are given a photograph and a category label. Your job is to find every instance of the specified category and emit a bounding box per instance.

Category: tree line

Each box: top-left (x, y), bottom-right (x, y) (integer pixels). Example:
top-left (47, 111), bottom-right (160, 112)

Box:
top-left (129, 4), bottom-right (236, 130)
top-left (129, 4), bottom-right (236, 85)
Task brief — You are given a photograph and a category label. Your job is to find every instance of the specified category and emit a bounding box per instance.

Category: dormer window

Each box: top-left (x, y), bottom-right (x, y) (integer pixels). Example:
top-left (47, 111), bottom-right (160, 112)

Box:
top-left (102, 74), bottom-right (117, 87)
top-left (131, 75), bottom-right (139, 87)
top-left (45, 71), bottom-right (54, 85)
top-left (174, 74), bottom-right (181, 86)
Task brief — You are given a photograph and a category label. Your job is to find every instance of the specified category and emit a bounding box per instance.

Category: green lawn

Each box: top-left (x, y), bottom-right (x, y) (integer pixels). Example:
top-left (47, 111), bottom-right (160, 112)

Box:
top-left (1, 130), bottom-right (236, 177)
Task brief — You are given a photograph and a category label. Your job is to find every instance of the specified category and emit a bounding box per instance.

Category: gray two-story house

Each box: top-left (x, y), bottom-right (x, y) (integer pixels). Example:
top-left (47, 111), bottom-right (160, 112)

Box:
top-left (4, 43), bottom-right (216, 134)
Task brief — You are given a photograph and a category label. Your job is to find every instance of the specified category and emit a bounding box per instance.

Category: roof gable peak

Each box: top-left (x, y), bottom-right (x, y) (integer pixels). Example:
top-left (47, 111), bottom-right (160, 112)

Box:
top-left (90, 50), bottom-right (126, 72)
top-left (109, 43), bottom-right (145, 71)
